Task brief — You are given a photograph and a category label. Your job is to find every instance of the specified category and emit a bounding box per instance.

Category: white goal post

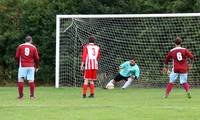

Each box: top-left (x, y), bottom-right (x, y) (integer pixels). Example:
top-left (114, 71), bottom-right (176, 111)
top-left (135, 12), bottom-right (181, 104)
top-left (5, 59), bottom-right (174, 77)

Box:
top-left (56, 13), bottom-right (200, 88)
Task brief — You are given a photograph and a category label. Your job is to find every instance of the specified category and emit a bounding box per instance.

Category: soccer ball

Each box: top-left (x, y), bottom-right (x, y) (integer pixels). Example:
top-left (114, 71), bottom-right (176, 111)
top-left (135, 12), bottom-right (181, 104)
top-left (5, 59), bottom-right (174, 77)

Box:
top-left (106, 83), bottom-right (114, 89)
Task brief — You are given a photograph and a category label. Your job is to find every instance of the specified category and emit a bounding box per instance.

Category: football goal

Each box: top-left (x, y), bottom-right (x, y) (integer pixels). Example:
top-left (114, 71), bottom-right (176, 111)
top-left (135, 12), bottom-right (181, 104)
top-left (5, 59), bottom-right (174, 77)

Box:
top-left (56, 14), bottom-right (200, 88)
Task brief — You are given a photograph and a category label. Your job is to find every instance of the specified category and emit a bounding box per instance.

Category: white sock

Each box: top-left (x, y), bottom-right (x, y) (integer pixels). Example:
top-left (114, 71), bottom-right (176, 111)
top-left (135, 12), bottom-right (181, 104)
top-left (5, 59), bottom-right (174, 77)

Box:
top-left (122, 78), bottom-right (133, 89)
top-left (108, 79), bottom-right (114, 84)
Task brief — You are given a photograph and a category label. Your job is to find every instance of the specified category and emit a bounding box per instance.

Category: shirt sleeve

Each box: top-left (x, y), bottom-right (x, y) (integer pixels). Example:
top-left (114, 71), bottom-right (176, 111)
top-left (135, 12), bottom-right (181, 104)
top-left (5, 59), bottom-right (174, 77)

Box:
top-left (34, 48), bottom-right (40, 65)
top-left (186, 49), bottom-right (194, 59)
top-left (15, 46), bottom-right (20, 63)
top-left (120, 61), bottom-right (128, 68)
top-left (135, 67), bottom-right (140, 79)
top-left (164, 52), bottom-right (171, 65)
top-left (82, 45), bottom-right (87, 62)
top-left (97, 47), bottom-right (100, 60)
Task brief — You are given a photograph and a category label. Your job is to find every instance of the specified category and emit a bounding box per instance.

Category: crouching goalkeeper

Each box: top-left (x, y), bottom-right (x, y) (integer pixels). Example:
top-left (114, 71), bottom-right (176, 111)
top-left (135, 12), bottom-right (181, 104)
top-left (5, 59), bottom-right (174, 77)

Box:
top-left (106, 55), bottom-right (140, 89)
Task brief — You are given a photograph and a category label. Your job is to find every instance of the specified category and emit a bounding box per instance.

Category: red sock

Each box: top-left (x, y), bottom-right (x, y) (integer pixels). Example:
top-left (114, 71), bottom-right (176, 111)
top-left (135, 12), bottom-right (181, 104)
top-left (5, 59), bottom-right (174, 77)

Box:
top-left (166, 83), bottom-right (174, 95)
top-left (90, 84), bottom-right (95, 95)
top-left (29, 82), bottom-right (35, 97)
top-left (83, 84), bottom-right (88, 95)
top-left (183, 83), bottom-right (190, 92)
top-left (18, 82), bottom-right (24, 96)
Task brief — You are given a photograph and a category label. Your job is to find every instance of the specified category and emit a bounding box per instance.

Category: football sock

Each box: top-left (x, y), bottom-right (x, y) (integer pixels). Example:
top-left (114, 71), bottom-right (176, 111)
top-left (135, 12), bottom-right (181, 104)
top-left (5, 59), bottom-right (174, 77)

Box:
top-left (166, 83), bottom-right (174, 95)
top-left (18, 82), bottom-right (24, 97)
top-left (108, 79), bottom-right (114, 84)
top-left (122, 78), bottom-right (133, 89)
top-left (187, 92), bottom-right (192, 99)
top-left (82, 94), bottom-right (86, 98)
top-left (183, 82), bottom-right (190, 92)
top-left (90, 84), bottom-right (95, 95)
top-left (83, 84), bottom-right (88, 95)
top-left (29, 82), bottom-right (35, 97)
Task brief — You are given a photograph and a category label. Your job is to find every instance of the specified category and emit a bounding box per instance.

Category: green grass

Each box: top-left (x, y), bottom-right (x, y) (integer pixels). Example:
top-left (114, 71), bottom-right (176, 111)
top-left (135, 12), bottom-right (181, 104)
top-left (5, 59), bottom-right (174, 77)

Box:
top-left (0, 87), bottom-right (200, 120)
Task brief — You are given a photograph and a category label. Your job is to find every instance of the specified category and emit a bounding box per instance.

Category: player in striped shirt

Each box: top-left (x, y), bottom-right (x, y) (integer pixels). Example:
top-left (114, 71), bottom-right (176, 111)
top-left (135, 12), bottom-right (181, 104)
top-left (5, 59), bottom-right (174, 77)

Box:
top-left (80, 36), bottom-right (100, 98)
top-left (15, 36), bottom-right (40, 100)
top-left (162, 37), bottom-right (194, 98)
top-left (106, 56), bottom-right (140, 89)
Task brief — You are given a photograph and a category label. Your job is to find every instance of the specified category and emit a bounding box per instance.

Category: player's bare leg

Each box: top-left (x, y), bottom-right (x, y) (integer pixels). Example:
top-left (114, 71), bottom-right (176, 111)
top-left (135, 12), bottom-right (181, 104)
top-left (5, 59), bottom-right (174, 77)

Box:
top-left (29, 80), bottom-right (35, 100)
top-left (165, 83), bottom-right (174, 98)
top-left (18, 78), bottom-right (24, 100)
top-left (89, 80), bottom-right (95, 98)
top-left (82, 79), bottom-right (88, 98)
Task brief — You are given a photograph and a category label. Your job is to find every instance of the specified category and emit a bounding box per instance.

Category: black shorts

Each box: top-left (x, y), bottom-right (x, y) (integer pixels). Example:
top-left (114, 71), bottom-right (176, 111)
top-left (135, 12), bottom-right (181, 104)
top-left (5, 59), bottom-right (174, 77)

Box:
top-left (114, 73), bottom-right (129, 82)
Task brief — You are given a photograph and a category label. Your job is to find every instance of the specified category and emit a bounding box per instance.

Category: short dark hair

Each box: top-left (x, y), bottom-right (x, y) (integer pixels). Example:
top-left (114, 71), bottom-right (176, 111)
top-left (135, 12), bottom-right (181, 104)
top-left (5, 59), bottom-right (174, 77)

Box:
top-left (131, 55), bottom-right (136, 61)
top-left (25, 36), bottom-right (32, 42)
top-left (175, 37), bottom-right (182, 45)
top-left (88, 36), bottom-right (96, 43)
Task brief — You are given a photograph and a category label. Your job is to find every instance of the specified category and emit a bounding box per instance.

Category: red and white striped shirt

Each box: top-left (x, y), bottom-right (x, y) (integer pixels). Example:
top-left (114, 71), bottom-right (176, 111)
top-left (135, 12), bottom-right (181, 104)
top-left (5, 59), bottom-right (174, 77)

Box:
top-left (82, 43), bottom-right (100, 70)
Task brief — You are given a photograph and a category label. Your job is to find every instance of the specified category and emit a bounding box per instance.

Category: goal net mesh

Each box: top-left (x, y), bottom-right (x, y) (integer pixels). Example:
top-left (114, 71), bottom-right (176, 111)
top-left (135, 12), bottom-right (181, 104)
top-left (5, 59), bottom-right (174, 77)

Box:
top-left (58, 15), bottom-right (200, 88)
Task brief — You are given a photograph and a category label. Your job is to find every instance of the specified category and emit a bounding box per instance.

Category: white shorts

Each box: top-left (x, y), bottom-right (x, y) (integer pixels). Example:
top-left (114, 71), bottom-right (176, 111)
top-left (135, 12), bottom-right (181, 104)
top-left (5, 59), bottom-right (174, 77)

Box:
top-left (169, 70), bottom-right (188, 84)
top-left (18, 67), bottom-right (35, 81)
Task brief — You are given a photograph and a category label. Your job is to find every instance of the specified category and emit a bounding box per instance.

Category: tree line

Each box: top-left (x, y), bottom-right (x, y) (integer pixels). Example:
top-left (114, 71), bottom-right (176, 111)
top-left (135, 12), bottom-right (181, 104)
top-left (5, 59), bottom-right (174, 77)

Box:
top-left (0, 0), bottom-right (200, 86)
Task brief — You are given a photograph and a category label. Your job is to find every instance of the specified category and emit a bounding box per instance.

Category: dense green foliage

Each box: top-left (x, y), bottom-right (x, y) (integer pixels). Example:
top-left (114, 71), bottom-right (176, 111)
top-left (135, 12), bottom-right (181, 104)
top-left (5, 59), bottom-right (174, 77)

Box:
top-left (0, 87), bottom-right (200, 120)
top-left (0, 0), bottom-right (200, 85)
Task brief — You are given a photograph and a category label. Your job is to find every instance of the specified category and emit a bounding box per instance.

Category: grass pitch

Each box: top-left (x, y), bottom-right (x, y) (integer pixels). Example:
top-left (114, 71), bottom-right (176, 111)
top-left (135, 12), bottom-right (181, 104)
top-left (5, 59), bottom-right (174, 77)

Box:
top-left (0, 87), bottom-right (199, 120)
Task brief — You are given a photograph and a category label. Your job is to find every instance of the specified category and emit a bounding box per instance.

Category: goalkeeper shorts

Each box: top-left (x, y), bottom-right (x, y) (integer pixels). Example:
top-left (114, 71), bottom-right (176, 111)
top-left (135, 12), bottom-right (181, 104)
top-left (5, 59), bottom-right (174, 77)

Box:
top-left (114, 73), bottom-right (129, 82)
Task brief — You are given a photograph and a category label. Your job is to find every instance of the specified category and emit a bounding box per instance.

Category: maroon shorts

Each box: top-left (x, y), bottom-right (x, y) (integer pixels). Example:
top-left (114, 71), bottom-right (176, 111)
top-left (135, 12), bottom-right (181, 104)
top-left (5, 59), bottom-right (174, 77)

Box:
top-left (84, 69), bottom-right (97, 80)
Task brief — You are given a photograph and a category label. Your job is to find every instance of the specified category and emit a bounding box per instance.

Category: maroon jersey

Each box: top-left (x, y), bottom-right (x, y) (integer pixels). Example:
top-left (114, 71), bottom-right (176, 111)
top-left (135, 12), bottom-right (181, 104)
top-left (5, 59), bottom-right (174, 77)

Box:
top-left (164, 47), bottom-right (193, 73)
top-left (15, 43), bottom-right (39, 67)
top-left (82, 43), bottom-right (100, 70)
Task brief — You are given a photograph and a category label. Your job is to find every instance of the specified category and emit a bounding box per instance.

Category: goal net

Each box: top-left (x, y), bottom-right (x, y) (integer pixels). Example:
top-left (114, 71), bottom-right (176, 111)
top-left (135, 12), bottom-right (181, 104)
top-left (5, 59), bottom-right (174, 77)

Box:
top-left (56, 14), bottom-right (200, 88)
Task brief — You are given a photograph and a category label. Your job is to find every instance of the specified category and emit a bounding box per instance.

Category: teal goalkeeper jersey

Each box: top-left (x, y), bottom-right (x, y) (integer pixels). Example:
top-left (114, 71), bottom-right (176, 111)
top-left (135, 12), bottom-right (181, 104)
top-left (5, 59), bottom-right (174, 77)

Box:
top-left (119, 61), bottom-right (140, 78)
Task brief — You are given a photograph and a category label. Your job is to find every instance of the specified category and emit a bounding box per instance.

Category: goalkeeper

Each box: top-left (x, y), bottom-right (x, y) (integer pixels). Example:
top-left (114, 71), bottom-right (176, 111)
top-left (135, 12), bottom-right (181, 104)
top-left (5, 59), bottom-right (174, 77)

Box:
top-left (106, 56), bottom-right (140, 89)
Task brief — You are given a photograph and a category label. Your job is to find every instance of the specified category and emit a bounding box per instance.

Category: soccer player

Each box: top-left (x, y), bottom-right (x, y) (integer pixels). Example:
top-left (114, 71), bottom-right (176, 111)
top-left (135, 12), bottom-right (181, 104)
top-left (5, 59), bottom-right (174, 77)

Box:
top-left (15, 36), bottom-right (40, 100)
top-left (162, 37), bottom-right (194, 99)
top-left (106, 56), bottom-right (140, 89)
top-left (80, 36), bottom-right (100, 98)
